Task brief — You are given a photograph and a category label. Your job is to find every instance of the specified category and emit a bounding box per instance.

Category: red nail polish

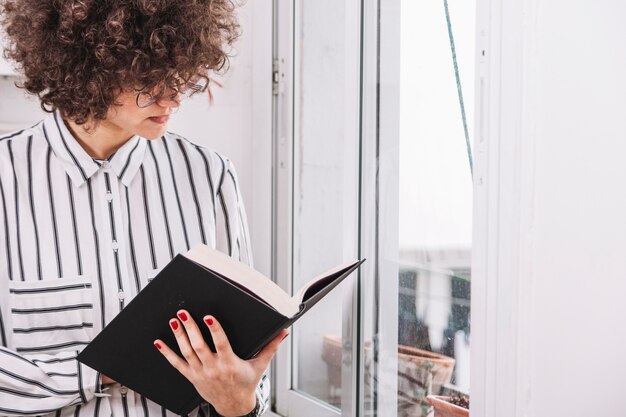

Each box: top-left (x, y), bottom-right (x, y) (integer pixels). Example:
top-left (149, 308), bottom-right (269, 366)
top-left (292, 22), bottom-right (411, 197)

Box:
top-left (154, 341), bottom-right (162, 350)
top-left (170, 320), bottom-right (179, 331)
top-left (204, 317), bottom-right (214, 326)
top-left (178, 311), bottom-right (188, 322)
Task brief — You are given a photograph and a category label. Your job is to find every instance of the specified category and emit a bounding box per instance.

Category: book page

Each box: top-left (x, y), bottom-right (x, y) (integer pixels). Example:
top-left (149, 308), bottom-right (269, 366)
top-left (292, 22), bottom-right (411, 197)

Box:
top-left (293, 260), bottom-right (361, 305)
top-left (184, 244), bottom-right (300, 317)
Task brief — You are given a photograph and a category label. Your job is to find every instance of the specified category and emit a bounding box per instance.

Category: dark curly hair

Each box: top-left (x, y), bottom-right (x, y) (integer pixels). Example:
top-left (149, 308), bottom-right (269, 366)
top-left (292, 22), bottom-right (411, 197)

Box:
top-left (0, 0), bottom-right (241, 124)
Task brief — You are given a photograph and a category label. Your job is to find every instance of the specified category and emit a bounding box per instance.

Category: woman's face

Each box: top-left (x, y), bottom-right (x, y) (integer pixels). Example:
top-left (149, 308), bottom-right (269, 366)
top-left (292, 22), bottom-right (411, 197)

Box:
top-left (103, 90), bottom-right (179, 140)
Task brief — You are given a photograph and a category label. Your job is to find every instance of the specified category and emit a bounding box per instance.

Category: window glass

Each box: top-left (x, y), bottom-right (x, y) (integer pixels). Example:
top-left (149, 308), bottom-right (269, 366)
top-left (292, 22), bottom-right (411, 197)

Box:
top-left (387, 0), bottom-right (475, 415)
top-left (291, 0), bottom-right (361, 409)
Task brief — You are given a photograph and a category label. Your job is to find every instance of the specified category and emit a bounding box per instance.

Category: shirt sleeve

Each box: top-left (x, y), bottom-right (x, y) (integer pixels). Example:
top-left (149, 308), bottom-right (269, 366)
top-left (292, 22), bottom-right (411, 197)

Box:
top-left (213, 156), bottom-right (270, 416)
top-left (214, 156), bottom-right (253, 268)
top-left (256, 372), bottom-right (270, 415)
top-left (0, 348), bottom-right (101, 416)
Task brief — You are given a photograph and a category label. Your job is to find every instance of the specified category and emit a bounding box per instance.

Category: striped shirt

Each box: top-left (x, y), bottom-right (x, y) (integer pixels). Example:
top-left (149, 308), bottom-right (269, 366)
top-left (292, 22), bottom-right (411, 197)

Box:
top-left (0, 110), bottom-right (269, 416)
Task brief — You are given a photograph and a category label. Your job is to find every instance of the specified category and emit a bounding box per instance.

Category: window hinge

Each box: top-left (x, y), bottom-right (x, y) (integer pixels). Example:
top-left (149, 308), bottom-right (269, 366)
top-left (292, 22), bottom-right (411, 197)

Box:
top-left (272, 58), bottom-right (280, 96)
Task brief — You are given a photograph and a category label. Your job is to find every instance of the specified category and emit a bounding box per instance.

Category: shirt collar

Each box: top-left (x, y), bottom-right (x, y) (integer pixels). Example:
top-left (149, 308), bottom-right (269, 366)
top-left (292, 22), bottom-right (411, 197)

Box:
top-left (101, 133), bottom-right (147, 187)
top-left (42, 110), bottom-right (147, 188)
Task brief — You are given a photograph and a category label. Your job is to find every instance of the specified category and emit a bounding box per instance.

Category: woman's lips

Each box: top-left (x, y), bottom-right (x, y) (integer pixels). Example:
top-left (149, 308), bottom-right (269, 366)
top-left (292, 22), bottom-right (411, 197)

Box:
top-left (148, 115), bottom-right (170, 124)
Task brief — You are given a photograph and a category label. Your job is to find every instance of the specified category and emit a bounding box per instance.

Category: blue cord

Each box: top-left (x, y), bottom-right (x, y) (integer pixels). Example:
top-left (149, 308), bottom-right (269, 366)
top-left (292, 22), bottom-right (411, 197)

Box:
top-left (444, 0), bottom-right (474, 177)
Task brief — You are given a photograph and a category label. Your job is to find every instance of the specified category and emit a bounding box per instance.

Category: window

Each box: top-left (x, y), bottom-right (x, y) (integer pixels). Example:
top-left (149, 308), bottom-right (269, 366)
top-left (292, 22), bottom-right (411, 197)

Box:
top-left (272, 1), bottom-right (362, 415)
top-left (272, 0), bottom-right (475, 415)
top-left (395, 0), bottom-right (475, 405)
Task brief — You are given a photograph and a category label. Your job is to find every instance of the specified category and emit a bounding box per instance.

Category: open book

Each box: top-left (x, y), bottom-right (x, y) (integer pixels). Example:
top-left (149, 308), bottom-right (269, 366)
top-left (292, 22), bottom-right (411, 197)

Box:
top-left (78, 243), bottom-right (364, 414)
top-left (185, 244), bottom-right (363, 318)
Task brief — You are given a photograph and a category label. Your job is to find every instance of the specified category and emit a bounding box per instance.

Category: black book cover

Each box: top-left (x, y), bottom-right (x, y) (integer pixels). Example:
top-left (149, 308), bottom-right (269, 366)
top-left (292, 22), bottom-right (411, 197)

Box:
top-left (77, 254), bottom-right (363, 415)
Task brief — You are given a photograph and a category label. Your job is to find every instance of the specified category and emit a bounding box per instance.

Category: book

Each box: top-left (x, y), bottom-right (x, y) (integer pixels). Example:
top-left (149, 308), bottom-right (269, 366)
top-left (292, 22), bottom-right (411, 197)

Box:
top-left (77, 243), bottom-right (364, 415)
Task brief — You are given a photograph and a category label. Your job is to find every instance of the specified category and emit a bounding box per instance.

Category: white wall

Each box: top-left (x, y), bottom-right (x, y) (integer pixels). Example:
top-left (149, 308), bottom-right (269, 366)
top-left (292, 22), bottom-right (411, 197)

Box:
top-left (473, 1), bottom-right (626, 416)
top-left (0, 77), bottom-right (45, 132)
top-left (0, 29), bottom-right (17, 76)
top-left (529, 2), bottom-right (626, 415)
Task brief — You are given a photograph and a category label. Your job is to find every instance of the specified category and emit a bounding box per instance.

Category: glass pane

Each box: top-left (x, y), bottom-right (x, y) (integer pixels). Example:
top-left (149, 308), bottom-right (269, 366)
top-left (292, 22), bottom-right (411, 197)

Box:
top-left (384, 0), bottom-right (475, 415)
top-left (291, 0), bottom-right (361, 409)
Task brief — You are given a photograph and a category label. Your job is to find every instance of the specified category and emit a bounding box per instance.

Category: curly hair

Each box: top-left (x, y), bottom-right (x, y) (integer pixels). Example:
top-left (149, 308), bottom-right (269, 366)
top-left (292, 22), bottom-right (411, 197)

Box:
top-left (0, 0), bottom-right (241, 124)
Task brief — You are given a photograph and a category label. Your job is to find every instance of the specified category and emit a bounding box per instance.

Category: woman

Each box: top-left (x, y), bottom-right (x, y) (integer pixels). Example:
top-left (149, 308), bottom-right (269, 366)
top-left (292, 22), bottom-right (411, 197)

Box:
top-left (0, 1), bottom-right (286, 416)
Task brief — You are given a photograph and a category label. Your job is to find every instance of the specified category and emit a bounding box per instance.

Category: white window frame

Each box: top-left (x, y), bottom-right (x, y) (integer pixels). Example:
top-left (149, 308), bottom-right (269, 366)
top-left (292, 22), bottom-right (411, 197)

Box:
top-left (271, 0), bottom-right (365, 416)
top-left (470, 0), bottom-right (531, 416)
top-left (270, 1), bottom-right (401, 416)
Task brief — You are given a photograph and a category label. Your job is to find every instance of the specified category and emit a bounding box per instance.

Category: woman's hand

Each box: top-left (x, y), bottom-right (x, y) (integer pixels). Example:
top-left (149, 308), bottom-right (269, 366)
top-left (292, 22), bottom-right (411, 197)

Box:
top-left (101, 375), bottom-right (116, 385)
top-left (154, 310), bottom-right (288, 417)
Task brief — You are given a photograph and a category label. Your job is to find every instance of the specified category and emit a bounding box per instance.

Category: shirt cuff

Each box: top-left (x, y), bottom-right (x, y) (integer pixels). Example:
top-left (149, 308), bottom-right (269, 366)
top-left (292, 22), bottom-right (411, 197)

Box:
top-left (77, 360), bottom-right (101, 403)
top-left (255, 390), bottom-right (267, 416)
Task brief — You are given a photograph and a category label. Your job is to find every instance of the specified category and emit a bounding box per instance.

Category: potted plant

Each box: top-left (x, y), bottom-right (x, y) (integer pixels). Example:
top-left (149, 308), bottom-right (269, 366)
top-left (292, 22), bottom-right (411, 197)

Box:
top-left (426, 393), bottom-right (470, 417)
top-left (322, 335), bottom-right (456, 417)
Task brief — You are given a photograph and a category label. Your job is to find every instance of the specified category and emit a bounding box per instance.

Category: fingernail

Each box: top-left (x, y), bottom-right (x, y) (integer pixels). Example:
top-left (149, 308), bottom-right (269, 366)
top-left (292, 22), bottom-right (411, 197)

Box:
top-left (178, 311), bottom-right (188, 322)
top-left (281, 333), bottom-right (289, 342)
top-left (204, 317), bottom-right (214, 326)
top-left (154, 341), bottom-right (162, 350)
top-left (170, 319), bottom-right (179, 331)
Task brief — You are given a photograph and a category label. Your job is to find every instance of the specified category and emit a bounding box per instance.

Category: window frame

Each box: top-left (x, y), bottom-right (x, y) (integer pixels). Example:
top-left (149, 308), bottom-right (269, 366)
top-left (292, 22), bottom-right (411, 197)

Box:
top-left (470, 0), bottom-right (531, 416)
top-left (271, 1), bottom-right (367, 416)
top-left (268, 0), bottom-right (532, 416)
top-left (271, 1), bottom-right (402, 416)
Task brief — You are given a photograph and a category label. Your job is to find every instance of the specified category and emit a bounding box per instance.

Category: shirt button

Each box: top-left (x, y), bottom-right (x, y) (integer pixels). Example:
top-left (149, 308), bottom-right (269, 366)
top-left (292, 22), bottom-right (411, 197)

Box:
top-left (101, 161), bottom-right (111, 169)
top-left (105, 191), bottom-right (113, 202)
top-left (111, 240), bottom-right (119, 251)
top-left (118, 291), bottom-right (126, 301)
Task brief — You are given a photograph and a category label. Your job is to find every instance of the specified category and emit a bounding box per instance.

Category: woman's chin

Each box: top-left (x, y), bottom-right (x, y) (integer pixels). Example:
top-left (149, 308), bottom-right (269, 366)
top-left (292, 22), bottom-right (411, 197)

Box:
top-left (139, 125), bottom-right (168, 140)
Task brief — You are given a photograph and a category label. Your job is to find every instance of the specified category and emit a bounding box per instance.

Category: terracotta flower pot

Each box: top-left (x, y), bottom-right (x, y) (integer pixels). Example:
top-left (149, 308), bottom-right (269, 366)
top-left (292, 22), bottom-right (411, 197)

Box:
top-left (322, 335), bottom-right (456, 417)
top-left (426, 395), bottom-right (469, 417)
